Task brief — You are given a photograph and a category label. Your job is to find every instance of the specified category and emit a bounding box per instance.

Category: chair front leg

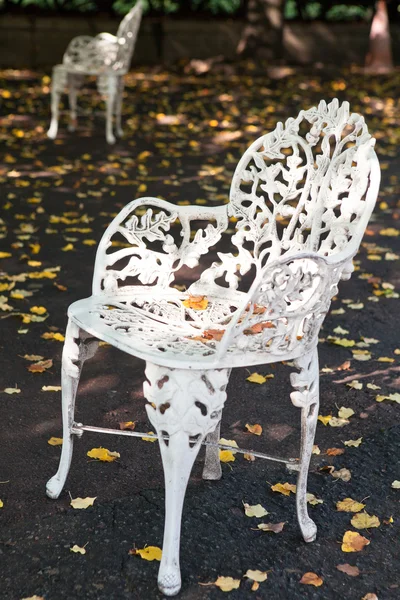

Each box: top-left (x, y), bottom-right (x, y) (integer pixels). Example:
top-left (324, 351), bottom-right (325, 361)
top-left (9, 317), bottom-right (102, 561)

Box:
top-left (67, 73), bottom-right (83, 132)
top-left (290, 347), bottom-right (319, 543)
top-left (144, 363), bottom-right (230, 596)
top-left (47, 65), bottom-right (67, 140)
top-left (46, 320), bottom-right (99, 499)
top-left (105, 75), bottom-right (117, 144)
top-left (202, 417), bottom-right (222, 480)
top-left (115, 75), bottom-right (125, 137)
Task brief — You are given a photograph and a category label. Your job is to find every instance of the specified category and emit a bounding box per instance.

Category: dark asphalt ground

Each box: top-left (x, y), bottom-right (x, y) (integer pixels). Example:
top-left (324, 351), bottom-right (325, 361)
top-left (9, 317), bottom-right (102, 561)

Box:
top-left (0, 63), bottom-right (399, 599)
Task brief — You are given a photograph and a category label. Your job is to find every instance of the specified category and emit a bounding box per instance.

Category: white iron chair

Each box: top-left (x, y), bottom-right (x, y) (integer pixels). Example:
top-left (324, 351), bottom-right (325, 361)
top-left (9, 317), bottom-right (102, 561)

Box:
top-left (46, 100), bottom-right (380, 596)
top-left (47, 1), bottom-right (143, 144)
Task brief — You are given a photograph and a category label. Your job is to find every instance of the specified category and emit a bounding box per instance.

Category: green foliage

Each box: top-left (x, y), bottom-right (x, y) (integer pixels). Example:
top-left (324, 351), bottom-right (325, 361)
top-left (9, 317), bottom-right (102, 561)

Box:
top-left (6, 0), bottom-right (96, 10)
top-left (112, 0), bottom-right (240, 16)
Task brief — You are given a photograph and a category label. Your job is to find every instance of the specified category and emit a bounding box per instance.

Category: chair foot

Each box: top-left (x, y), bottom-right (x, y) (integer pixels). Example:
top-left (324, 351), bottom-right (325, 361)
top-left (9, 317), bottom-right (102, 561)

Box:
top-left (47, 123), bottom-right (58, 139)
top-left (106, 133), bottom-right (116, 144)
top-left (158, 568), bottom-right (181, 596)
top-left (46, 474), bottom-right (65, 499)
top-left (116, 127), bottom-right (124, 137)
top-left (68, 123), bottom-right (76, 132)
top-left (301, 517), bottom-right (317, 543)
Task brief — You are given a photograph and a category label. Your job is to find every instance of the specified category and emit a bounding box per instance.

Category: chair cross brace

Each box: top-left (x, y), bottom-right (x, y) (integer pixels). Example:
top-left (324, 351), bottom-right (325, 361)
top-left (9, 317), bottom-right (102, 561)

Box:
top-left (71, 422), bottom-right (300, 470)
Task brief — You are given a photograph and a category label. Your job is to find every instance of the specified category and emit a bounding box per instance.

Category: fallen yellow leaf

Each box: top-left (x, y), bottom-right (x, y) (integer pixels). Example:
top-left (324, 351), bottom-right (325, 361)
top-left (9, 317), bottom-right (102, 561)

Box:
top-left (329, 417), bottom-right (350, 427)
top-left (3, 387), bottom-right (21, 394)
top-left (245, 423), bottom-right (262, 435)
top-left (0, 499), bottom-right (3, 508)
top-left (346, 380), bottom-right (363, 390)
top-left (130, 546), bottom-right (162, 561)
top-left (318, 415), bottom-right (332, 426)
top-left (214, 576), bottom-right (240, 592)
top-left (351, 512), bottom-right (380, 529)
top-left (271, 482), bottom-right (296, 496)
top-left (30, 306), bottom-right (47, 315)
top-left (391, 480), bottom-right (400, 489)
top-left (42, 386), bottom-right (62, 392)
top-left (70, 496), bottom-right (97, 510)
top-left (344, 438), bottom-right (362, 447)
top-left (41, 332), bottom-right (65, 341)
top-left (306, 493), bottom-right (323, 506)
top-left (0, 252), bottom-right (12, 258)
top-left (23, 354), bottom-right (44, 361)
top-left (87, 447), bottom-right (120, 462)
top-left (336, 498), bottom-right (366, 513)
top-left (119, 421), bottom-right (136, 431)
top-left (48, 437), bottom-right (63, 446)
top-left (338, 407), bottom-right (355, 419)
top-left (141, 432), bottom-right (157, 442)
top-left (300, 572), bottom-right (323, 587)
top-left (27, 359), bottom-right (53, 373)
top-left (341, 531), bottom-right (370, 552)
top-left (62, 243), bottom-right (74, 252)
top-left (257, 521), bottom-right (285, 533)
top-left (243, 502), bottom-right (268, 518)
top-left (70, 544), bottom-right (86, 554)
top-left (246, 372), bottom-right (267, 384)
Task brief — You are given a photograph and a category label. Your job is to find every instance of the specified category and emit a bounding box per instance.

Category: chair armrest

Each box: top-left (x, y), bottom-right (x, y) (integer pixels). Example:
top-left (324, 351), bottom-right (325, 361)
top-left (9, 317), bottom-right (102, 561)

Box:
top-left (216, 252), bottom-right (339, 358)
top-left (92, 197), bottom-right (230, 295)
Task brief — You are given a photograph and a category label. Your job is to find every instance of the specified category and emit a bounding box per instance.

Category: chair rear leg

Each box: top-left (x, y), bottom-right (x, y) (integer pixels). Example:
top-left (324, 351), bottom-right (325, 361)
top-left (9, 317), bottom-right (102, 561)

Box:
top-left (67, 74), bottom-right (79, 132)
top-left (47, 67), bottom-right (65, 139)
top-left (105, 75), bottom-right (117, 144)
top-left (115, 76), bottom-right (124, 137)
top-left (46, 321), bottom-right (98, 499)
top-left (144, 363), bottom-right (230, 596)
top-left (290, 348), bottom-right (319, 543)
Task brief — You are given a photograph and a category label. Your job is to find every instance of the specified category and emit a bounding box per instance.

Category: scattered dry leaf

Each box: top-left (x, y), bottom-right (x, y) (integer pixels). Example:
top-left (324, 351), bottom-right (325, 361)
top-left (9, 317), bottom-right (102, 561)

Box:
top-left (27, 359), bottom-right (53, 373)
top-left (271, 482), bottom-right (296, 496)
top-left (346, 380), bottom-right (363, 390)
top-left (87, 447), bottom-right (120, 462)
top-left (70, 544), bottom-right (86, 554)
top-left (306, 493), bottom-right (323, 506)
top-left (326, 448), bottom-right (345, 456)
top-left (214, 576), bottom-right (240, 592)
top-left (3, 387), bottom-right (21, 394)
top-left (318, 415), bottom-right (332, 426)
top-left (329, 417), bottom-right (350, 427)
top-left (245, 423), bottom-right (262, 436)
top-left (243, 502), bottom-right (268, 518)
top-left (47, 437), bottom-right (63, 446)
top-left (332, 468), bottom-right (352, 482)
top-left (141, 432), bottom-right (157, 442)
top-left (351, 512), bottom-right (380, 529)
top-left (244, 569), bottom-right (268, 583)
top-left (341, 531), bottom-right (370, 552)
top-left (391, 480), bottom-right (400, 489)
top-left (336, 563), bottom-right (360, 577)
top-left (129, 546), bottom-right (162, 561)
top-left (338, 407), bottom-right (355, 419)
top-left (336, 498), bottom-right (366, 513)
top-left (119, 421), bottom-right (136, 431)
top-left (70, 496), bottom-right (96, 510)
top-left (299, 572), bottom-right (323, 587)
top-left (344, 438), bottom-right (363, 447)
top-left (257, 522), bottom-right (285, 533)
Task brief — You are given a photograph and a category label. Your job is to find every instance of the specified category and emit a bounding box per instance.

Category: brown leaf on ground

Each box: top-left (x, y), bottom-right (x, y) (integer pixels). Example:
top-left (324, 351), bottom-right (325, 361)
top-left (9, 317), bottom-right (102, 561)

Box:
top-left (336, 563), bottom-right (360, 576)
top-left (341, 531), bottom-right (370, 552)
top-left (326, 448), bottom-right (345, 456)
top-left (299, 572), bottom-right (323, 586)
top-left (257, 521), bottom-right (285, 533)
top-left (245, 423), bottom-right (262, 436)
top-left (27, 359), bottom-right (53, 373)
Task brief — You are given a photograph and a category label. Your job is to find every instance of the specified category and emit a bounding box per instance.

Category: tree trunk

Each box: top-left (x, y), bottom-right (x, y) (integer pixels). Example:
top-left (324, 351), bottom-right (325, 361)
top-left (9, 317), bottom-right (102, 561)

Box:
top-left (365, 0), bottom-right (393, 73)
top-left (237, 0), bottom-right (284, 60)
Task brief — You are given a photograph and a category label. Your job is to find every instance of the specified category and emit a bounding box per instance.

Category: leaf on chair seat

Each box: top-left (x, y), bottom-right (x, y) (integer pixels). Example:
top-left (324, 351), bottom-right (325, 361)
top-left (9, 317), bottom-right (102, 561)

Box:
top-left (129, 546), bottom-right (162, 561)
top-left (87, 447), bottom-right (120, 462)
top-left (182, 295), bottom-right (208, 310)
top-left (244, 321), bottom-right (275, 335)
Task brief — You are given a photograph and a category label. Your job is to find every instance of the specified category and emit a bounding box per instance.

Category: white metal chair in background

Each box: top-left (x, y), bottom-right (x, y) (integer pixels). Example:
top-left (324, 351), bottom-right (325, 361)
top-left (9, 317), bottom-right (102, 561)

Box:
top-left (46, 100), bottom-right (380, 595)
top-left (47, 0), bottom-right (143, 144)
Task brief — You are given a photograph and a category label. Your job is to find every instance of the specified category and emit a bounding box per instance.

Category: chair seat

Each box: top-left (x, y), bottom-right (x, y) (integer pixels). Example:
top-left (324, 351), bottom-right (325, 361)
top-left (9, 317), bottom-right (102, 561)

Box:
top-left (69, 290), bottom-right (302, 369)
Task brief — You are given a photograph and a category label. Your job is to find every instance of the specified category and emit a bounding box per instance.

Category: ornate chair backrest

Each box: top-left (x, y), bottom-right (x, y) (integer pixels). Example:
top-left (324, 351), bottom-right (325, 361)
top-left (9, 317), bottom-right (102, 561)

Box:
top-left (115, 0), bottom-right (143, 72)
top-left (228, 99), bottom-right (380, 276)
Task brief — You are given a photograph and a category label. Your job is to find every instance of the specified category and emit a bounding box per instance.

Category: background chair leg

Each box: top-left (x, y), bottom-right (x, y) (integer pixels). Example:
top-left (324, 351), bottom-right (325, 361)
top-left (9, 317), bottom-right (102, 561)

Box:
top-left (202, 418), bottom-right (222, 480)
top-left (47, 66), bottom-right (66, 140)
top-left (105, 75), bottom-right (117, 144)
top-left (115, 76), bottom-right (124, 137)
top-left (67, 74), bottom-right (79, 132)
top-left (290, 348), bottom-right (319, 543)
top-left (46, 321), bottom-right (98, 499)
top-left (143, 363), bottom-right (230, 596)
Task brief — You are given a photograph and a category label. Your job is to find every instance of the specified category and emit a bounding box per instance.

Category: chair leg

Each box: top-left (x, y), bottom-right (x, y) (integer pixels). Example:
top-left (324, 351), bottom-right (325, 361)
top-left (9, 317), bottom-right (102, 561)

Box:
top-left (202, 418), bottom-right (222, 480)
top-left (46, 320), bottom-right (98, 499)
top-left (67, 74), bottom-right (79, 132)
top-left (115, 76), bottom-right (124, 137)
top-left (290, 348), bottom-right (319, 543)
top-left (143, 363), bottom-right (230, 596)
top-left (105, 75), bottom-right (117, 144)
top-left (47, 66), bottom-right (66, 140)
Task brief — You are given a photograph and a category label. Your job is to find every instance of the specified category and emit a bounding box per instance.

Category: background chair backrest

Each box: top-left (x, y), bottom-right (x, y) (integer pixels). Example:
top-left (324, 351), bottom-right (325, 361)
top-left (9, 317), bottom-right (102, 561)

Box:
top-left (115, 0), bottom-right (143, 71)
top-left (228, 99), bottom-right (380, 276)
